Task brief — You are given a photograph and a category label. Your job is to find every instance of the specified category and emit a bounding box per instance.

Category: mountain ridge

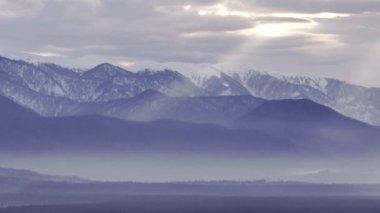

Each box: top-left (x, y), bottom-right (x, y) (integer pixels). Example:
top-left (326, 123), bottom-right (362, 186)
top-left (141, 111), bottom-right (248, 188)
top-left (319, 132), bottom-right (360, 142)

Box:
top-left (1, 91), bottom-right (379, 156)
top-left (1, 55), bottom-right (380, 126)
top-left (0, 93), bottom-right (306, 156)
top-left (235, 99), bottom-right (380, 155)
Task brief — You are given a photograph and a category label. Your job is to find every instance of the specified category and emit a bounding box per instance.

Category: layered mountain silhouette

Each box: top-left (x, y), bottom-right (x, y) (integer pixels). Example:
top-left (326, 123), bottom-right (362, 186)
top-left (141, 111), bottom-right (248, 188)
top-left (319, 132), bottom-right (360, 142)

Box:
top-left (1, 90), bottom-right (379, 155)
top-left (96, 90), bottom-right (265, 125)
top-left (0, 94), bottom-right (302, 155)
top-left (1, 55), bottom-right (380, 126)
top-left (1, 55), bottom-right (380, 156)
top-left (235, 99), bottom-right (380, 155)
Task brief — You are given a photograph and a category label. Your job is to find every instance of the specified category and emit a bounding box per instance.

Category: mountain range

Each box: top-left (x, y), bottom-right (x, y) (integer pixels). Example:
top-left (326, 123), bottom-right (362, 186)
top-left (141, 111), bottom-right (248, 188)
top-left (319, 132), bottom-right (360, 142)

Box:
top-left (0, 82), bottom-right (379, 156)
top-left (0, 56), bottom-right (379, 126)
top-left (0, 93), bottom-right (303, 155)
top-left (1, 55), bottom-right (380, 156)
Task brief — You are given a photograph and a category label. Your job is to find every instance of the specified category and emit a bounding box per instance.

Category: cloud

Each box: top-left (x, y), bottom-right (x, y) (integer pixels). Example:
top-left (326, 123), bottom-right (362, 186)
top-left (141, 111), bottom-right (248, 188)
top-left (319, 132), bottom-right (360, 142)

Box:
top-left (0, 0), bottom-right (44, 18)
top-left (249, 0), bottom-right (380, 14)
top-left (119, 60), bottom-right (135, 67)
top-left (26, 51), bottom-right (63, 57)
top-left (0, 0), bottom-right (378, 86)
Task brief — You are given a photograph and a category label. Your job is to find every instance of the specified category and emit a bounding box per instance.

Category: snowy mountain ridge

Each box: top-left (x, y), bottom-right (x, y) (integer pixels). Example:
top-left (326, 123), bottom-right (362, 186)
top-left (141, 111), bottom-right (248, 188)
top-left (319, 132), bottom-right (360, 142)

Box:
top-left (130, 62), bottom-right (331, 96)
top-left (1, 55), bottom-right (380, 126)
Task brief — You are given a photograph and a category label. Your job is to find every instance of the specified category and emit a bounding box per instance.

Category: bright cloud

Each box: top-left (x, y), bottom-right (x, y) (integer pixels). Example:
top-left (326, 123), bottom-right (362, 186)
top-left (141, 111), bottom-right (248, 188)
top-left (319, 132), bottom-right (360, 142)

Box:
top-left (27, 51), bottom-right (63, 57)
top-left (249, 22), bottom-right (316, 37)
top-left (190, 3), bottom-right (350, 39)
top-left (119, 60), bottom-right (135, 67)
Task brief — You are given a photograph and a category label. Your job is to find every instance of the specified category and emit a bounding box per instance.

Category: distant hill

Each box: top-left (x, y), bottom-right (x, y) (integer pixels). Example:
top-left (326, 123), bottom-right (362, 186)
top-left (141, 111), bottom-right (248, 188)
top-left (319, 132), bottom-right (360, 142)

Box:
top-left (0, 167), bottom-right (87, 194)
top-left (1, 92), bottom-right (380, 156)
top-left (97, 90), bottom-right (265, 125)
top-left (0, 94), bottom-right (302, 155)
top-left (235, 99), bottom-right (380, 155)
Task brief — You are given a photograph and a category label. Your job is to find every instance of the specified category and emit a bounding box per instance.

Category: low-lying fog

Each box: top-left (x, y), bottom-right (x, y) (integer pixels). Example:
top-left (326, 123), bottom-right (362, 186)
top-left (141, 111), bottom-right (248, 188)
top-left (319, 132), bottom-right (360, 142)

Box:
top-left (1, 152), bottom-right (380, 183)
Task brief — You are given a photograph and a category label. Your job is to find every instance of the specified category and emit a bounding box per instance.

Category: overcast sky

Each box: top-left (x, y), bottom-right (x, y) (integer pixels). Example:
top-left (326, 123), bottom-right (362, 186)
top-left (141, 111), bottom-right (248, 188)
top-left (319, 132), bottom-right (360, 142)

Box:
top-left (0, 0), bottom-right (379, 86)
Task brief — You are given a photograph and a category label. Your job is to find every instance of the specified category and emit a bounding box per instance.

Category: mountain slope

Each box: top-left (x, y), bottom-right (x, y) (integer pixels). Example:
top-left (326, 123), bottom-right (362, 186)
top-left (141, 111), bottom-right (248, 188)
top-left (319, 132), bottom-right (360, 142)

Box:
top-left (0, 167), bottom-right (86, 184)
top-left (195, 72), bottom-right (250, 96)
top-left (0, 94), bottom-right (301, 155)
top-left (1, 93), bottom-right (380, 156)
top-left (100, 90), bottom-right (265, 125)
top-left (129, 65), bottom-right (380, 126)
top-left (0, 95), bottom-right (40, 121)
top-left (232, 70), bottom-right (380, 126)
top-left (235, 99), bottom-right (380, 155)
top-left (164, 64), bottom-right (380, 126)
top-left (0, 167), bottom-right (87, 194)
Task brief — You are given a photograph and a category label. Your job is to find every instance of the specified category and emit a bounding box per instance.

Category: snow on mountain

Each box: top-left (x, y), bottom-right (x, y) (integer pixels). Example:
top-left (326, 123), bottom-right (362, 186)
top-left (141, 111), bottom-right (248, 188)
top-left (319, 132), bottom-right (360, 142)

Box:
top-left (130, 61), bottom-right (223, 88)
top-left (2, 91), bottom-right (379, 157)
top-left (131, 62), bottom-right (380, 126)
top-left (233, 70), bottom-right (330, 96)
top-left (131, 62), bottom-right (249, 96)
top-left (1, 56), bottom-right (380, 126)
top-left (0, 57), bottom-right (202, 115)
top-left (231, 70), bottom-right (380, 126)
top-left (131, 62), bottom-right (329, 97)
